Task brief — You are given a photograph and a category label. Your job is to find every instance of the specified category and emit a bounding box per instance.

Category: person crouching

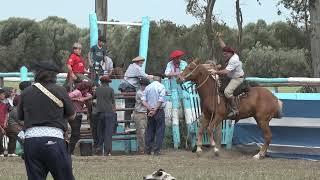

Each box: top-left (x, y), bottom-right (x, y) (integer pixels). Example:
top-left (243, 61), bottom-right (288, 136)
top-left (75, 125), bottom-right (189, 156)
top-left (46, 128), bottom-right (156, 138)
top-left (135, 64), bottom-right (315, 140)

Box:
top-left (94, 75), bottom-right (116, 156)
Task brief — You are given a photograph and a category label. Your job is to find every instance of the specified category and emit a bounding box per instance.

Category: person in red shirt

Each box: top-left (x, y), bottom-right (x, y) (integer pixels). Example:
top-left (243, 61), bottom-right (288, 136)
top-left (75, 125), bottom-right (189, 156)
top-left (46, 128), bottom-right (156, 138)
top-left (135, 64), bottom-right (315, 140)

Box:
top-left (0, 88), bottom-right (9, 157)
top-left (66, 43), bottom-right (92, 89)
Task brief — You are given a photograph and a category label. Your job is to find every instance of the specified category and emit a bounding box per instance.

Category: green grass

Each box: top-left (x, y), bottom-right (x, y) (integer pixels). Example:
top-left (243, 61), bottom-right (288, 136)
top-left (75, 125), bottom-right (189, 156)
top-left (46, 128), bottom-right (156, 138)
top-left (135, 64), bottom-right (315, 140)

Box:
top-left (0, 150), bottom-right (319, 180)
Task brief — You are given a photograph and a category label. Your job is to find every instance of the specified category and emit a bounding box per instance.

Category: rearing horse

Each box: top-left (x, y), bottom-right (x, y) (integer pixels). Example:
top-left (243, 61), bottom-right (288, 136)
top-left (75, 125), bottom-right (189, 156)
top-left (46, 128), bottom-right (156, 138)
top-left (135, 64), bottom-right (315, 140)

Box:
top-left (177, 59), bottom-right (283, 159)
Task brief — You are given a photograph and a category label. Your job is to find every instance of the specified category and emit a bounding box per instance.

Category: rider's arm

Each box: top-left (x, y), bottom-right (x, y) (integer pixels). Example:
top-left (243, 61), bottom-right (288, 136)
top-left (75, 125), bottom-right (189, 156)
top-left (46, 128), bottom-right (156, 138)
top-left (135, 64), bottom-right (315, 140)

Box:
top-left (215, 69), bottom-right (229, 75)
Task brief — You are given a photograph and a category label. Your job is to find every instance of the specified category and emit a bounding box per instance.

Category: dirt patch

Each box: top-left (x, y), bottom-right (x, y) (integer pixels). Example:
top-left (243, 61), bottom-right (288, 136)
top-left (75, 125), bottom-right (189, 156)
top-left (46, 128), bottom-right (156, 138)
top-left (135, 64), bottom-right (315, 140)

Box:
top-left (0, 150), bottom-right (319, 180)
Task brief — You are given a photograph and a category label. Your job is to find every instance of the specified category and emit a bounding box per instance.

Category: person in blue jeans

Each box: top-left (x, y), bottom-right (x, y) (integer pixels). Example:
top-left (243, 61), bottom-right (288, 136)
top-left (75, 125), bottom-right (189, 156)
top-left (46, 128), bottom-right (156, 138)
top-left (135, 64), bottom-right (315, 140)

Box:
top-left (94, 75), bottom-right (116, 156)
top-left (142, 74), bottom-right (166, 155)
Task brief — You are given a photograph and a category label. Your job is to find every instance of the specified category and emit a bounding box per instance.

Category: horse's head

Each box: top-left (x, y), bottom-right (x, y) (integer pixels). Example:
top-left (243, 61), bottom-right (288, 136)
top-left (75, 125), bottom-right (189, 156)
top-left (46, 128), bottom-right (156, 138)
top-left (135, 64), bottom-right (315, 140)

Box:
top-left (177, 59), bottom-right (201, 83)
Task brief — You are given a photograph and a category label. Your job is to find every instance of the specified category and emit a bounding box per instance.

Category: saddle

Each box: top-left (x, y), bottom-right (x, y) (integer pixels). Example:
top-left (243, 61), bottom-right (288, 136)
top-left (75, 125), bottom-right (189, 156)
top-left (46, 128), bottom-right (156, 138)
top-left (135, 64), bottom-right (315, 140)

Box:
top-left (218, 76), bottom-right (253, 96)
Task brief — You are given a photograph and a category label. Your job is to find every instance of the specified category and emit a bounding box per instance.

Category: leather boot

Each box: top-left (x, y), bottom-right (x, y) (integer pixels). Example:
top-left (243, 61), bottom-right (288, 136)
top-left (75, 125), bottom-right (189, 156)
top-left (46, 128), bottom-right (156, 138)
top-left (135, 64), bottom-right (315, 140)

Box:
top-left (227, 96), bottom-right (238, 119)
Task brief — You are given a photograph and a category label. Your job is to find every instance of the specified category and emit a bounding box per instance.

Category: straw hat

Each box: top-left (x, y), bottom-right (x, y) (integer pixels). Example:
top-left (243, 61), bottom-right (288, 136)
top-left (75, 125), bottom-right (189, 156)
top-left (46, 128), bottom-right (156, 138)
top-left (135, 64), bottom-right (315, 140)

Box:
top-left (132, 56), bottom-right (145, 62)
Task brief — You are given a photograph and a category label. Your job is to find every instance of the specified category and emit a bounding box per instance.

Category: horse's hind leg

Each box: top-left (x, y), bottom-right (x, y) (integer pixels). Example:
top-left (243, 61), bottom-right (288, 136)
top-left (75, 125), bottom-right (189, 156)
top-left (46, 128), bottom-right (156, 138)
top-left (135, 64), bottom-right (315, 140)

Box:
top-left (253, 118), bottom-right (272, 159)
top-left (207, 116), bottom-right (224, 155)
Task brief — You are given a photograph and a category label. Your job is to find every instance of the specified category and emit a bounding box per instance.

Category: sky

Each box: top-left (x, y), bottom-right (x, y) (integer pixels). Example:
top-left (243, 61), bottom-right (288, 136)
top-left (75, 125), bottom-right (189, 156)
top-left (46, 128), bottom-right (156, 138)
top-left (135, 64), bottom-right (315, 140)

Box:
top-left (0, 0), bottom-right (289, 28)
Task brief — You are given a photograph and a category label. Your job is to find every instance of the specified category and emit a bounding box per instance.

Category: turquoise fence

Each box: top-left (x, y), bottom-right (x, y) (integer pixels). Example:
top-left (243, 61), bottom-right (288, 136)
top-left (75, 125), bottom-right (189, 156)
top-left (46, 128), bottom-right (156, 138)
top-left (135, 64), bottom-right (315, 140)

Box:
top-left (3, 67), bottom-right (320, 150)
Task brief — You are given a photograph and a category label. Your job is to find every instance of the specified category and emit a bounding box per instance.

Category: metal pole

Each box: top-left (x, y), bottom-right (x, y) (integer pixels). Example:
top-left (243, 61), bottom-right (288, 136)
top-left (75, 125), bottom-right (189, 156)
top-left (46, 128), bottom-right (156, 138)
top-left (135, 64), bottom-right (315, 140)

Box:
top-left (139, 17), bottom-right (150, 72)
top-left (89, 13), bottom-right (99, 48)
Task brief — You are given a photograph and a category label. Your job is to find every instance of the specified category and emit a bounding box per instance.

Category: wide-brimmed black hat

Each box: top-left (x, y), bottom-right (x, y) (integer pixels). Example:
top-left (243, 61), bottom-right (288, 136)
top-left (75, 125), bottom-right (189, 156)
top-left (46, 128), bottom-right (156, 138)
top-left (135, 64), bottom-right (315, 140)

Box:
top-left (32, 60), bottom-right (60, 73)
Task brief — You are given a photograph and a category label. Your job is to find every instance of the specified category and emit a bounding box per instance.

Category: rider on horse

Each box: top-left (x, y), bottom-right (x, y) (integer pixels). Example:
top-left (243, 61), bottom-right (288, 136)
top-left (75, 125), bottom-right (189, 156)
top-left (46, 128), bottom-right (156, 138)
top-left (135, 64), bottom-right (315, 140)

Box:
top-left (214, 32), bottom-right (244, 118)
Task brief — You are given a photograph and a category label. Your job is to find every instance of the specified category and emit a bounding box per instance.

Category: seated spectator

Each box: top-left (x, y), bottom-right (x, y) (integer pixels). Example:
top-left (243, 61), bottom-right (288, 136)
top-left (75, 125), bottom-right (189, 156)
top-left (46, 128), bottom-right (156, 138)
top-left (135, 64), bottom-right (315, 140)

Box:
top-left (68, 82), bottom-right (93, 154)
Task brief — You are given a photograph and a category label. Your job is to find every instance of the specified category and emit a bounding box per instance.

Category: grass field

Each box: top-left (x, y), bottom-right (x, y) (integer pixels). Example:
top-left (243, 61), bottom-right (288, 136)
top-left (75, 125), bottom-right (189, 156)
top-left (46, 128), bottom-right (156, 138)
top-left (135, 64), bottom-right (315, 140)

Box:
top-left (0, 150), bottom-right (319, 180)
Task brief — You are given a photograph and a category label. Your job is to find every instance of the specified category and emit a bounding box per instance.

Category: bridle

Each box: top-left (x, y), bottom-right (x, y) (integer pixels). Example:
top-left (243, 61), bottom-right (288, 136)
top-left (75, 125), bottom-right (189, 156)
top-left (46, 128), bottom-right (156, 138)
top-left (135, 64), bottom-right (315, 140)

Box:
top-left (181, 62), bottom-right (221, 127)
top-left (182, 62), bottom-right (218, 90)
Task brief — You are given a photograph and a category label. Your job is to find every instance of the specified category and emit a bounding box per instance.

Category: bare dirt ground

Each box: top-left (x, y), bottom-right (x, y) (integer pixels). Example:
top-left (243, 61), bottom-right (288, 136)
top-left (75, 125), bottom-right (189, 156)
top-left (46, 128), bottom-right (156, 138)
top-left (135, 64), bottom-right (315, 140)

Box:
top-left (0, 149), bottom-right (319, 180)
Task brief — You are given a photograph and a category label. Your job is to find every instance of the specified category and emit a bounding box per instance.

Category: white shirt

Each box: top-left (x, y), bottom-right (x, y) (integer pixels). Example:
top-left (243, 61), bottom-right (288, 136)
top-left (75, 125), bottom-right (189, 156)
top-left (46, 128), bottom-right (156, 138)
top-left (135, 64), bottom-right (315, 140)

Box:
top-left (124, 63), bottom-right (148, 88)
top-left (164, 60), bottom-right (188, 76)
top-left (142, 81), bottom-right (166, 109)
top-left (225, 54), bottom-right (244, 78)
top-left (102, 56), bottom-right (114, 75)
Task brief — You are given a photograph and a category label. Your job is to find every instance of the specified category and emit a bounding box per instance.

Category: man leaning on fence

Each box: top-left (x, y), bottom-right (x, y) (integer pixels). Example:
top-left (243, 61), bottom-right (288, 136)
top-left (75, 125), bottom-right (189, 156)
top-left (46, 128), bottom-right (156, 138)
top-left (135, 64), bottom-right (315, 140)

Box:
top-left (119, 56), bottom-right (153, 133)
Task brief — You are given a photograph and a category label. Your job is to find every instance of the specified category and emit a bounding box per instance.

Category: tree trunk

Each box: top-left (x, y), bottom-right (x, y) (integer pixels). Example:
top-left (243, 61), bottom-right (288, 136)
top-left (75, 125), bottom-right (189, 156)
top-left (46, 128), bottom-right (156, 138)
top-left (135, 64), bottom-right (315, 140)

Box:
top-left (310, 0), bottom-right (320, 81)
top-left (236, 0), bottom-right (243, 50)
top-left (95, 0), bottom-right (108, 41)
top-left (205, 0), bottom-right (217, 62)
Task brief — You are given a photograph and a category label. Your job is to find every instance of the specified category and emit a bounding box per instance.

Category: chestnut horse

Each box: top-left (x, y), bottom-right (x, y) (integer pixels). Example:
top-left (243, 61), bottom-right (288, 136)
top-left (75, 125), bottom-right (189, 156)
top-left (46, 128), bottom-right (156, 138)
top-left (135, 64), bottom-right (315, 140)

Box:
top-left (177, 59), bottom-right (283, 159)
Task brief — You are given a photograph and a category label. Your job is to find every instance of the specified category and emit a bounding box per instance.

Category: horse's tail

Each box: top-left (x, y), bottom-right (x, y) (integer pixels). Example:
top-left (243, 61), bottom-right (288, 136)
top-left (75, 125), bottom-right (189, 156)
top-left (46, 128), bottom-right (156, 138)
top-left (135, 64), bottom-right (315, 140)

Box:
top-left (275, 99), bottom-right (283, 118)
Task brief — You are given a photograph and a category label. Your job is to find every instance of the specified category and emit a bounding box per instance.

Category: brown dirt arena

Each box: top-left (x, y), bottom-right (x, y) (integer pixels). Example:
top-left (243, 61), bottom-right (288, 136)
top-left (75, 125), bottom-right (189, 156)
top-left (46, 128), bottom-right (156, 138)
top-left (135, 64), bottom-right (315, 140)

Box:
top-left (0, 149), bottom-right (319, 180)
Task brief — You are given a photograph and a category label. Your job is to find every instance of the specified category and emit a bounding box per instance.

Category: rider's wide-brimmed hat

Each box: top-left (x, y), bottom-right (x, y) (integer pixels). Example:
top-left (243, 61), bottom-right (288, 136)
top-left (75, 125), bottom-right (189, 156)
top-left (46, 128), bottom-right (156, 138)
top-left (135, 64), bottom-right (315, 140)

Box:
top-left (222, 46), bottom-right (235, 54)
top-left (132, 56), bottom-right (145, 62)
top-left (170, 50), bottom-right (185, 59)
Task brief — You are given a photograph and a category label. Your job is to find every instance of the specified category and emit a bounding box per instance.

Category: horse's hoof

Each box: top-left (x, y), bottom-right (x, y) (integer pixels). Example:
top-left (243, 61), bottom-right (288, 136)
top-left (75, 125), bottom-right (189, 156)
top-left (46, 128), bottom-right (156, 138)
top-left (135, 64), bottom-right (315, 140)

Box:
top-left (213, 147), bottom-right (219, 156)
top-left (253, 153), bottom-right (264, 160)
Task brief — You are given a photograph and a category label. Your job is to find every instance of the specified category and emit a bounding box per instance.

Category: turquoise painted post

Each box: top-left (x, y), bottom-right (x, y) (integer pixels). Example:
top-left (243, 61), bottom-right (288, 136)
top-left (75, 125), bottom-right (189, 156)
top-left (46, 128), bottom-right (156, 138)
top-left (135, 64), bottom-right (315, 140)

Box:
top-left (20, 66), bottom-right (29, 81)
top-left (139, 17), bottom-right (150, 72)
top-left (89, 13), bottom-right (99, 48)
top-left (181, 81), bottom-right (194, 147)
top-left (171, 78), bottom-right (180, 149)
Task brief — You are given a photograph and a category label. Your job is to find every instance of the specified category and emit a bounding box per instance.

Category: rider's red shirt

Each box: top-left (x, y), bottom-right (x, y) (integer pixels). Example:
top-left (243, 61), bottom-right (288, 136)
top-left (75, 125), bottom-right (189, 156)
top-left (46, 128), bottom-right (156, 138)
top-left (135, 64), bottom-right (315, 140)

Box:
top-left (67, 53), bottom-right (85, 73)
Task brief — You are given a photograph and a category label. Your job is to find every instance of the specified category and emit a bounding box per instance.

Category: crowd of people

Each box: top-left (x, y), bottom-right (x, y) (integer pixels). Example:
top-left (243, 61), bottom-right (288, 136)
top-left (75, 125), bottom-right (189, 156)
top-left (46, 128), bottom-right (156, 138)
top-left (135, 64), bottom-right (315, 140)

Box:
top-left (0, 32), bottom-right (243, 179)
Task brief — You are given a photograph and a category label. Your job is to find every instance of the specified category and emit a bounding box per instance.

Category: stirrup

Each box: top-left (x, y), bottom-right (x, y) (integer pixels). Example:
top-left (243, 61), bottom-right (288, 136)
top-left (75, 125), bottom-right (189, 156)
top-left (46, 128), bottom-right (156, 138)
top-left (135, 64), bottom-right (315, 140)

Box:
top-left (227, 111), bottom-right (238, 119)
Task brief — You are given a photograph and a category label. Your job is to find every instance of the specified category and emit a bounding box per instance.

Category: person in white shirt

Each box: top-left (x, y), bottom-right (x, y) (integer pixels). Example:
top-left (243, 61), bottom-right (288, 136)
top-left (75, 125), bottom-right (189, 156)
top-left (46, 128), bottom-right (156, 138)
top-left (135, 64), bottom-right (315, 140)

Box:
top-left (164, 50), bottom-right (188, 78)
top-left (119, 56), bottom-right (153, 132)
top-left (142, 74), bottom-right (166, 155)
top-left (101, 55), bottom-right (114, 76)
top-left (214, 32), bottom-right (245, 118)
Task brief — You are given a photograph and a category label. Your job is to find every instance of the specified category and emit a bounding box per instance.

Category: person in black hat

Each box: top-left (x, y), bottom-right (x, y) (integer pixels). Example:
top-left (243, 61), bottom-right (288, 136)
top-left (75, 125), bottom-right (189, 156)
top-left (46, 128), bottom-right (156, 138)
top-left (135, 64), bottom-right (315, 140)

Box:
top-left (18, 60), bottom-right (76, 180)
top-left (133, 77), bottom-right (150, 154)
top-left (94, 75), bottom-right (115, 155)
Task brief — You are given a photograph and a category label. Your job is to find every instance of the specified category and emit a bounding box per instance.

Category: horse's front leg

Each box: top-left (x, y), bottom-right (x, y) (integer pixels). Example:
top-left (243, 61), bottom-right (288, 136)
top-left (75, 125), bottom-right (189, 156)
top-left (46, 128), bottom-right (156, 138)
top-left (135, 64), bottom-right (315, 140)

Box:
top-left (196, 125), bottom-right (204, 153)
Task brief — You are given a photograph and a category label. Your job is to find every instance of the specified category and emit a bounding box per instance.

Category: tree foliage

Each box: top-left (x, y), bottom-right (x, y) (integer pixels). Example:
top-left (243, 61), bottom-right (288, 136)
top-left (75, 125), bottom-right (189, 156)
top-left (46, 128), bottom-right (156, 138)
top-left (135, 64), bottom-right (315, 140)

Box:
top-left (0, 16), bottom-right (311, 78)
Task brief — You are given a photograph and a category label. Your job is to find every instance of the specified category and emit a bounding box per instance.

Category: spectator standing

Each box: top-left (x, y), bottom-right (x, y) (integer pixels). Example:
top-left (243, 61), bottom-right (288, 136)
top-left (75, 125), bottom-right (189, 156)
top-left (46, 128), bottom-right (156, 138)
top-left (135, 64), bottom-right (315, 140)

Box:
top-left (142, 75), bottom-right (166, 155)
top-left (0, 89), bottom-right (9, 157)
top-left (133, 78), bottom-right (150, 154)
top-left (89, 36), bottom-right (107, 83)
top-left (94, 75), bottom-right (116, 156)
top-left (68, 82), bottom-right (93, 154)
top-left (18, 60), bottom-right (75, 180)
